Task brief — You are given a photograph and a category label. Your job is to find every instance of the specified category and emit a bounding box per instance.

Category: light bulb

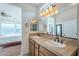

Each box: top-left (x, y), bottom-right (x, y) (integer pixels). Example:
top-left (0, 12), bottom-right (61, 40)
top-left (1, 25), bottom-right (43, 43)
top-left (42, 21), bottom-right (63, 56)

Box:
top-left (43, 11), bottom-right (46, 16)
top-left (45, 9), bottom-right (49, 15)
top-left (49, 6), bottom-right (53, 12)
top-left (40, 12), bottom-right (43, 16)
top-left (55, 10), bottom-right (58, 14)
top-left (50, 12), bottom-right (54, 16)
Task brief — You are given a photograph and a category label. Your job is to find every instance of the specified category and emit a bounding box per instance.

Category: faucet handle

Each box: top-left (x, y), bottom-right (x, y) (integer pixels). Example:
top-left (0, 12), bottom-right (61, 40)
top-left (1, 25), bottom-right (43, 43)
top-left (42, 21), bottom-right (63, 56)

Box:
top-left (55, 36), bottom-right (59, 42)
top-left (60, 39), bottom-right (63, 43)
top-left (57, 37), bottom-right (60, 42)
top-left (60, 39), bottom-right (65, 44)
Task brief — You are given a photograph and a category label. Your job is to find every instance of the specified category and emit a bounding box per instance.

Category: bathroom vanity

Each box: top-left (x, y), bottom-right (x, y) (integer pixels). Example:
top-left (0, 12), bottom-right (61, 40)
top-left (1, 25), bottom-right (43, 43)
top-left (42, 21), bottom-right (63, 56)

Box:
top-left (29, 33), bottom-right (78, 56)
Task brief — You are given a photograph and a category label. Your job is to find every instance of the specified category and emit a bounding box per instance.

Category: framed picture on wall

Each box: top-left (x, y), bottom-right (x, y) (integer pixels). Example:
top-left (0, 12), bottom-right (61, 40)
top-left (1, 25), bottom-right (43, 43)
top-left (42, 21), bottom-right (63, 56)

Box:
top-left (31, 24), bottom-right (38, 31)
top-left (56, 24), bottom-right (62, 37)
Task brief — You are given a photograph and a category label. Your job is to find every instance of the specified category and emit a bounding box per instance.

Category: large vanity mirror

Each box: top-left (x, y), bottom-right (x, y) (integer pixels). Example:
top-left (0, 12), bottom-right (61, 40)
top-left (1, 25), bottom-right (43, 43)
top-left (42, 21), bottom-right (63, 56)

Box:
top-left (55, 3), bottom-right (77, 39)
top-left (47, 3), bottom-right (77, 39)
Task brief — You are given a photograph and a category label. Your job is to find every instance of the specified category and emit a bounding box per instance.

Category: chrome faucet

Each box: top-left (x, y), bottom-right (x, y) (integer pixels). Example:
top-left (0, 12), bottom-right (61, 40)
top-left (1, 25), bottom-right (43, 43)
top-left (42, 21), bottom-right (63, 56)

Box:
top-left (54, 36), bottom-right (65, 44)
top-left (54, 36), bottom-right (59, 42)
top-left (60, 39), bottom-right (65, 44)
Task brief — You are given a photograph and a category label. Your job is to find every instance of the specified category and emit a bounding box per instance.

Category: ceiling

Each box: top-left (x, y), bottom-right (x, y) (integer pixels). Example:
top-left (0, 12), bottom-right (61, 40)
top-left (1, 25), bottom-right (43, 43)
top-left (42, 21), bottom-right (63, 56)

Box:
top-left (11, 3), bottom-right (45, 8)
top-left (11, 3), bottom-right (77, 11)
top-left (27, 3), bottom-right (45, 7)
top-left (54, 3), bottom-right (76, 12)
top-left (11, 3), bottom-right (73, 13)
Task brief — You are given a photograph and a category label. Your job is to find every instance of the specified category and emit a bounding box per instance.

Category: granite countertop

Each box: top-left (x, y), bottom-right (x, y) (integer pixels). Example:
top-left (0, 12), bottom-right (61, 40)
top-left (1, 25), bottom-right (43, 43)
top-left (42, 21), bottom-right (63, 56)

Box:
top-left (29, 35), bottom-right (78, 56)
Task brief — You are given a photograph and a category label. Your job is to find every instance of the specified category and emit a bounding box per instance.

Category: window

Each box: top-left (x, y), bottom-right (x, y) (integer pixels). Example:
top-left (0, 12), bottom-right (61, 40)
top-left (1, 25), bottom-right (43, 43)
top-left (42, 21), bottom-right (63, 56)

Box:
top-left (0, 23), bottom-right (21, 35)
top-left (15, 24), bottom-right (21, 34)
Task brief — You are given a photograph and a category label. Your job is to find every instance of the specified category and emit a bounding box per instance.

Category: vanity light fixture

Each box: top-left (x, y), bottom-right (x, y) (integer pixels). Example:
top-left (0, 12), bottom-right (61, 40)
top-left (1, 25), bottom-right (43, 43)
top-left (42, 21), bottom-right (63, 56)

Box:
top-left (40, 4), bottom-right (59, 17)
top-left (45, 9), bottom-right (49, 15)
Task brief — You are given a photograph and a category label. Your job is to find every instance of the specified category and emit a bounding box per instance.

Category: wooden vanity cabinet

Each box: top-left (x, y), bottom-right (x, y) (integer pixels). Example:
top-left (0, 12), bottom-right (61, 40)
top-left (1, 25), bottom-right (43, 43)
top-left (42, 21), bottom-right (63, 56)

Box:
top-left (29, 38), bottom-right (57, 56)
top-left (29, 38), bottom-right (39, 56)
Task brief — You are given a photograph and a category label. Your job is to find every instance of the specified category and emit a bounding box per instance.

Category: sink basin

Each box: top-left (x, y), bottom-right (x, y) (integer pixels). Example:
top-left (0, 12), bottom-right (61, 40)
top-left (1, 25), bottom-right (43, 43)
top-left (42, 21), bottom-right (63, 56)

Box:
top-left (46, 40), bottom-right (66, 48)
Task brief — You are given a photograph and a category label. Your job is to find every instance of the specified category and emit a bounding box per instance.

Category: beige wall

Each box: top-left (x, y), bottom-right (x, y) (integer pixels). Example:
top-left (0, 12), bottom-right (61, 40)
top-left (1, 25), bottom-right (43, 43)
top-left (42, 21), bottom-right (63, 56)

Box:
top-left (21, 5), bottom-right (37, 55)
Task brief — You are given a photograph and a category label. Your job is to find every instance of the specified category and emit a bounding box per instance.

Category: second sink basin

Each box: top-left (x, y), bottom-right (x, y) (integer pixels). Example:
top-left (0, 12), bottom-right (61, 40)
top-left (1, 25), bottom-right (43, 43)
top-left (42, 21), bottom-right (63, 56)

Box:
top-left (46, 40), bottom-right (66, 48)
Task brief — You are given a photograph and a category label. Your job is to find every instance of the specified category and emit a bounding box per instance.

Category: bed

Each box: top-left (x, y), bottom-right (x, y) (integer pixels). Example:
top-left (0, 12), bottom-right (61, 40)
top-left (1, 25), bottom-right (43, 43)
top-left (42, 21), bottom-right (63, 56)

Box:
top-left (0, 34), bottom-right (21, 48)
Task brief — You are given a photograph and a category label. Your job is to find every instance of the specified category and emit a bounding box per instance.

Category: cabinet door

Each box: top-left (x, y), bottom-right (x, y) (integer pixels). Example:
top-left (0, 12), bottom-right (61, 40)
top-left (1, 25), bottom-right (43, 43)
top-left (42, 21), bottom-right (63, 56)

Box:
top-left (39, 52), bottom-right (45, 56)
top-left (39, 46), bottom-right (57, 56)
top-left (29, 39), bottom-right (35, 56)
top-left (35, 43), bottom-right (39, 56)
top-left (35, 48), bottom-right (38, 56)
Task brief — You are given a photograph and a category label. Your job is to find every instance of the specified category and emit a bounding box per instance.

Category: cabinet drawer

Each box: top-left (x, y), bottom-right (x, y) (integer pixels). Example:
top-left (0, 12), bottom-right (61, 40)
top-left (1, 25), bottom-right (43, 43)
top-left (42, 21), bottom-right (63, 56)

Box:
top-left (29, 39), bottom-right (34, 44)
top-left (39, 46), bottom-right (56, 56)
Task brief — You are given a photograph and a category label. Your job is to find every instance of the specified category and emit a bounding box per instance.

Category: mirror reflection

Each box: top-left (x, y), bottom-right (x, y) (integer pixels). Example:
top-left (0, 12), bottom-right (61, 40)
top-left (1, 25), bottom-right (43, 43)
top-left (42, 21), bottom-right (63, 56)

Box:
top-left (47, 3), bottom-right (77, 39)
